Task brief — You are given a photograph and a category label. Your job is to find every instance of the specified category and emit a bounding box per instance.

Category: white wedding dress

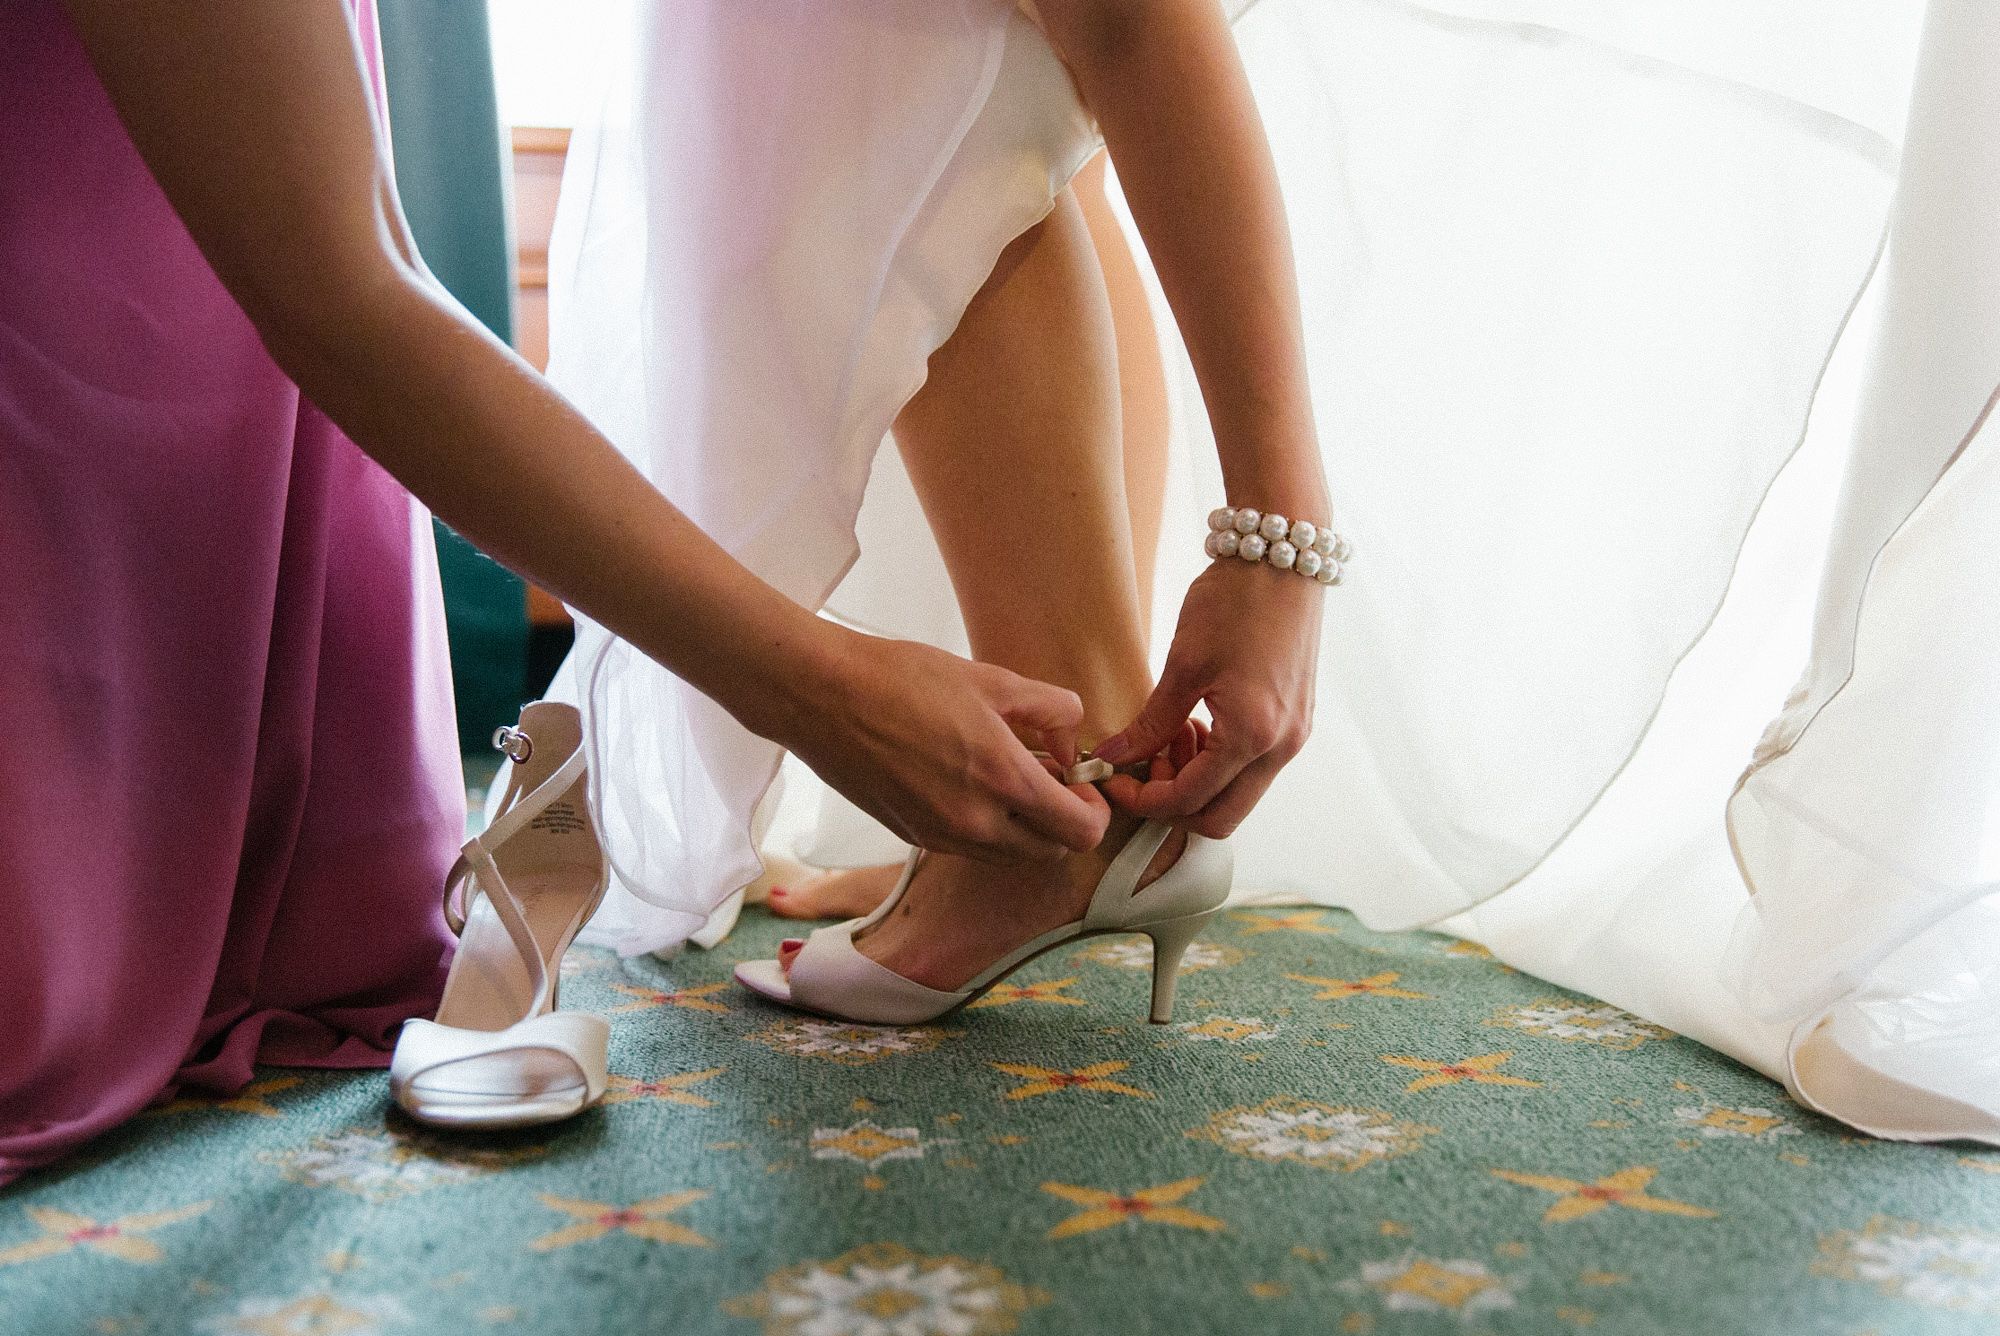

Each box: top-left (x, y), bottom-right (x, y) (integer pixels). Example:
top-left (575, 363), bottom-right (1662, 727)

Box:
top-left (544, 0), bottom-right (1999, 1143)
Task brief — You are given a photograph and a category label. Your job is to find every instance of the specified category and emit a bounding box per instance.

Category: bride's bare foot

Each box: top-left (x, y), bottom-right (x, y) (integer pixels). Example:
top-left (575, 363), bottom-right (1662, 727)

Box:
top-left (776, 815), bottom-right (1186, 989)
top-left (767, 864), bottom-right (902, 921)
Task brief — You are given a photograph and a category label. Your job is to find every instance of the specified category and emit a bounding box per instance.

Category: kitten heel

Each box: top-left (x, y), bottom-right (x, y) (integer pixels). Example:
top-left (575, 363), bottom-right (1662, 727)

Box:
top-left (1145, 910), bottom-right (1219, 1024)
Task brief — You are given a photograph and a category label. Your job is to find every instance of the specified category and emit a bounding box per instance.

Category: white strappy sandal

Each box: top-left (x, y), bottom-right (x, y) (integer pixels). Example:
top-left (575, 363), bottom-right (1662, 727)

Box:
top-left (734, 821), bottom-right (1233, 1026)
top-left (391, 702), bottom-right (610, 1129)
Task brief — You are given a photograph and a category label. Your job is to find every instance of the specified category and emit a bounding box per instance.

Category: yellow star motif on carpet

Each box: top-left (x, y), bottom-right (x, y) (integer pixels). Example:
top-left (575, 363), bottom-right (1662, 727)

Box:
top-left (1287, 971), bottom-right (1434, 1002)
top-left (530, 1191), bottom-right (713, 1251)
top-left (1040, 1177), bottom-right (1225, 1239)
top-left (992, 1061), bottom-right (1154, 1101)
top-left (607, 982), bottom-right (731, 1014)
top-left (1490, 1165), bottom-right (1717, 1224)
top-left (1381, 1051), bottom-right (1542, 1093)
top-left (967, 977), bottom-right (1086, 1010)
top-left (0, 1202), bottom-right (210, 1266)
top-left (1230, 910), bottom-right (1336, 936)
top-left (149, 1076), bottom-right (301, 1119)
top-left (602, 1067), bottom-right (725, 1108)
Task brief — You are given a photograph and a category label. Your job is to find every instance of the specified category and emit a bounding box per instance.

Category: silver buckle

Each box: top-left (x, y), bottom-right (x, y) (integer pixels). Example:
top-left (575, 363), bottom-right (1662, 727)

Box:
top-left (492, 725), bottom-right (533, 764)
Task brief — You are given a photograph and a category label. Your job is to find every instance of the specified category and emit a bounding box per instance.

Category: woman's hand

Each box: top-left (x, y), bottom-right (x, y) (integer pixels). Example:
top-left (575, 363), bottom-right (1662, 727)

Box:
top-left (766, 629), bottom-right (1112, 864)
top-left (1093, 559), bottom-right (1322, 838)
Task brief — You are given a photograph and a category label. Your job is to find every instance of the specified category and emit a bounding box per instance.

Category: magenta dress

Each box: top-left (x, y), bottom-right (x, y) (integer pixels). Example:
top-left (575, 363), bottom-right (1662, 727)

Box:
top-left (0, 2), bottom-right (463, 1182)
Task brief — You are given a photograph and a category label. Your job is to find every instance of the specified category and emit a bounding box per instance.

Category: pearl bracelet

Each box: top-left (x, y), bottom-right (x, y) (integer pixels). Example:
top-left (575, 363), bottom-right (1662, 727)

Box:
top-left (1204, 507), bottom-right (1350, 584)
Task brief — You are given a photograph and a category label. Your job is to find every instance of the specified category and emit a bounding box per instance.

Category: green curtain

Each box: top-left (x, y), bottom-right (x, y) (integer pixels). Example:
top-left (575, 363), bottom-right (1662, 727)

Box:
top-left (375, 1), bottom-right (529, 755)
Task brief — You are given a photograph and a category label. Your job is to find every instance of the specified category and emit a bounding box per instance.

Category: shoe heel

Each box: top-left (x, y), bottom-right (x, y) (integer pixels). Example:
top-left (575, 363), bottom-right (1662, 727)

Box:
top-left (1144, 911), bottom-right (1217, 1024)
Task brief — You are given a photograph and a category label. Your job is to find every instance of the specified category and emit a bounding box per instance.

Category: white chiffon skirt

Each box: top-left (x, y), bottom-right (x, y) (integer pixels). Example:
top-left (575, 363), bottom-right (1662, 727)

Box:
top-left (544, 0), bottom-right (2000, 1143)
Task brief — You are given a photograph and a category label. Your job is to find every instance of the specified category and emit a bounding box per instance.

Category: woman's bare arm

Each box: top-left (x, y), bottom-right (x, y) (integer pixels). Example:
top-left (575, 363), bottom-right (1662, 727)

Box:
top-left (58, 0), bottom-right (1108, 863)
top-left (1035, 0), bottom-right (1328, 838)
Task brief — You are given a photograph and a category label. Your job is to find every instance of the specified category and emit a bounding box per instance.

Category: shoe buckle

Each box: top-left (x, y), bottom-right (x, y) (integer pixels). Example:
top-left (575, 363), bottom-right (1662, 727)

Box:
top-left (492, 725), bottom-right (533, 764)
top-left (1065, 753), bottom-right (1115, 785)
top-left (1031, 747), bottom-right (1117, 786)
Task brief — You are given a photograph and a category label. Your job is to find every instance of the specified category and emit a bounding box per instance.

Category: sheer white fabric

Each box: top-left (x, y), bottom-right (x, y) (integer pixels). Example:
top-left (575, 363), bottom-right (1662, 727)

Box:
top-left (545, 0), bottom-right (1998, 1141)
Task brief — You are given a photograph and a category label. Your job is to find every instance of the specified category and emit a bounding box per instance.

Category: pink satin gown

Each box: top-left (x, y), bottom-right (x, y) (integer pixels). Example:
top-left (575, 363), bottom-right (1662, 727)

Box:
top-left (0, 1), bottom-right (463, 1182)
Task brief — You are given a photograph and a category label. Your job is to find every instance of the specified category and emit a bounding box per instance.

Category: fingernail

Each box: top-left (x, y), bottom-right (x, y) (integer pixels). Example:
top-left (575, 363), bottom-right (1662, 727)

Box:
top-left (1093, 735), bottom-right (1131, 764)
top-left (781, 938), bottom-right (803, 951)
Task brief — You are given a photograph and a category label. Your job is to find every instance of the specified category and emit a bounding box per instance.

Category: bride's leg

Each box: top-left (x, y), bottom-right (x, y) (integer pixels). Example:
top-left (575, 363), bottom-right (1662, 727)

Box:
top-left (773, 156), bottom-right (1172, 929)
top-left (1077, 151), bottom-right (1169, 633)
top-left (899, 190), bottom-right (1152, 737)
top-left (780, 187), bottom-right (1182, 986)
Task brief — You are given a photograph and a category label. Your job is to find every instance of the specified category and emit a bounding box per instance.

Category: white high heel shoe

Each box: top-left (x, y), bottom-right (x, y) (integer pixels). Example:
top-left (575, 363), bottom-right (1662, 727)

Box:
top-left (734, 821), bottom-right (1233, 1025)
top-left (391, 702), bottom-right (611, 1128)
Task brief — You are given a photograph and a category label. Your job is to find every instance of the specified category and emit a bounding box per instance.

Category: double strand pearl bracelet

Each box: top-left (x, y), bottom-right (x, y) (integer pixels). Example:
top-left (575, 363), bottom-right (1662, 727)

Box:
top-left (1204, 507), bottom-right (1351, 584)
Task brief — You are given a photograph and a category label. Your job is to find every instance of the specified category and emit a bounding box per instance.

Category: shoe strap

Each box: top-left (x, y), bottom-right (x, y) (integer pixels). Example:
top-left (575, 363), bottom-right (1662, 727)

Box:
top-left (439, 708), bottom-right (591, 1014)
top-left (442, 732), bottom-right (588, 935)
top-left (477, 726), bottom-right (589, 855)
top-left (782, 848), bottom-right (958, 1024)
top-left (451, 839), bottom-right (557, 1015)
top-left (851, 847), bottom-right (924, 933)
top-left (788, 920), bottom-right (967, 1024)
top-left (1083, 820), bottom-right (1176, 927)
top-left (392, 1011), bottom-right (609, 1101)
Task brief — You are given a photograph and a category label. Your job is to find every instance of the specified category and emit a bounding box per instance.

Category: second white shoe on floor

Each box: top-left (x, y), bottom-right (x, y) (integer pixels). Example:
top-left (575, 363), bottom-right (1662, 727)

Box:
top-left (392, 702), bottom-right (610, 1129)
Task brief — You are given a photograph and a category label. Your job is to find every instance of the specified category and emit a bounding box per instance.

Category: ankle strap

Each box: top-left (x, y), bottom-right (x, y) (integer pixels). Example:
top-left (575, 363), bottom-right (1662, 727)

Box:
top-left (438, 707), bottom-right (589, 1015)
top-left (445, 713), bottom-right (587, 935)
top-left (479, 732), bottom-right (588, 854)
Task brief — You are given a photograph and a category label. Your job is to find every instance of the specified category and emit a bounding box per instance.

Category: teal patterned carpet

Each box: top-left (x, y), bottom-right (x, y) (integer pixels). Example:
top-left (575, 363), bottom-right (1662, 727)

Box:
top-left (5, 904), bottom-right (1999, 1336)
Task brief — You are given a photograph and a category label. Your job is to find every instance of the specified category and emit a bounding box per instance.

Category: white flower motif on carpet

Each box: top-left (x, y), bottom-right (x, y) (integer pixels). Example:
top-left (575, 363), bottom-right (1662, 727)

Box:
top-left (1814, 1217), bottom-right (2000, 1312)
top-left (1190, 1098), bottom-right (1435, 1171)
top-left (1176, 1015), bottom-right (1279, 1044)
top-left (196, 1292), bottom-right (408, 1336)
top-left (1486, 999), bottom-right (1673, 1050)
top-left (1081, 939), bottom-right (1243, 973)
top-left (1673, 1104), bottom-right (1801, 1141)
top-left (747, 1019), bottom-right (958, 1066)
top-left (812, 1122), bottom-right (927, 1167)
top-left (1348, 1253), bottom-right (1518, 1320)
top-left (259, 1128), bottom-right (541, 1201)
top-left (724, 1242), bottom-right (1048, 1336)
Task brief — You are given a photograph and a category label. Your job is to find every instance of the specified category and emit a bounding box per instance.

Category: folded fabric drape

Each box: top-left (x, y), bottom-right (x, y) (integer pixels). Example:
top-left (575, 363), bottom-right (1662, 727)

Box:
top-left (544, 0), bottom-right (1997, 1141)
top-left (1720, 0), bottom-right (1999, 1138)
